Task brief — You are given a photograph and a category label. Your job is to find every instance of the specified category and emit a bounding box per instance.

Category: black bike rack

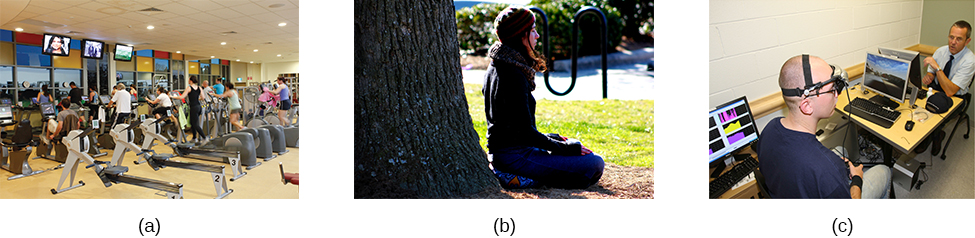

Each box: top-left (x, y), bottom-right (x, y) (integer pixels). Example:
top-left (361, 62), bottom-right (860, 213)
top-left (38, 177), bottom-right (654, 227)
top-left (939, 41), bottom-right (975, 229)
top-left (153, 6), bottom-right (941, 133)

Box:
top-left (536, 7), bottom-right (609, 98)
top-left (571, 7), bottom-right (609, 99)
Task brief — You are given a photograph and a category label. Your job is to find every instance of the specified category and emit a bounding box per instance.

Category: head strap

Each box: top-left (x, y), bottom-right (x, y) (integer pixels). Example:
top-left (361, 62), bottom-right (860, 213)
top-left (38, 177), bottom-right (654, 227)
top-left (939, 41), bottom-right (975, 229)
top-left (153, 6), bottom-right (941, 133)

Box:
top-left (781, 55), bottom-right (847, 97)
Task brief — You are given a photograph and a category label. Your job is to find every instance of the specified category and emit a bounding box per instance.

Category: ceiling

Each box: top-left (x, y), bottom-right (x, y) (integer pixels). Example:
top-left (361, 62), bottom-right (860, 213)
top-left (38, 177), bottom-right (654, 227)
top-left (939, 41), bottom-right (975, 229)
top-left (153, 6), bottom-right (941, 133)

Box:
top-left (0, 0), bottom-right (299, 64)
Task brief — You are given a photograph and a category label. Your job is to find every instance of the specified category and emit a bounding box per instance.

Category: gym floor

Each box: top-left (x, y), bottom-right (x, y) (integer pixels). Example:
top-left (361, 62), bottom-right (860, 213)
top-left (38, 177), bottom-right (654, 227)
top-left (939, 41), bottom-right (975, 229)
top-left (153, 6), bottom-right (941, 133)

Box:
top-left (0, 138), bottom-right (299, 199)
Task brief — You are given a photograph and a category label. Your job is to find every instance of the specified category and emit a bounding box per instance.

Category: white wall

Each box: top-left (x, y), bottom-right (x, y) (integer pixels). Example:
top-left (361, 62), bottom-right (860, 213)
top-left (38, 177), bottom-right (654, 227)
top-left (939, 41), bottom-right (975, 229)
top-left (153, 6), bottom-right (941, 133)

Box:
top-left (263, 61), bottom-right (299, 83)
top-left (710, 0), bottom-right (923, 113)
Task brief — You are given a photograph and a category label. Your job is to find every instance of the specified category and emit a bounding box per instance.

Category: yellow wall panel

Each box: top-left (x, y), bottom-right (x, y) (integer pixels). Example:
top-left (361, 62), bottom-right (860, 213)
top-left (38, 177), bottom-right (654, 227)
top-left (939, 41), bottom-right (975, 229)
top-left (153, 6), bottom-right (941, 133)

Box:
top-left (117, 59), bottom-right (134, 71)
top-left (172, 53), bottom-right (183, 60)
top-left (0, 42), bottom-right (12, 65)
top-left (188, 62), bottom-right (199, 74)
top-left (136, 56), bottom-right (153, 72)
top-left (52, 49), bottom-right (83, 69)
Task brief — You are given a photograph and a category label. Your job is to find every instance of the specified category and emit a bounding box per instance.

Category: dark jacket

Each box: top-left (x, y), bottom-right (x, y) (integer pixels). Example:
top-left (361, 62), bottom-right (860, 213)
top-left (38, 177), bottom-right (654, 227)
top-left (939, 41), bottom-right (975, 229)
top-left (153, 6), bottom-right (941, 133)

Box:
top-left (482, 43), bottom-right (581, 155)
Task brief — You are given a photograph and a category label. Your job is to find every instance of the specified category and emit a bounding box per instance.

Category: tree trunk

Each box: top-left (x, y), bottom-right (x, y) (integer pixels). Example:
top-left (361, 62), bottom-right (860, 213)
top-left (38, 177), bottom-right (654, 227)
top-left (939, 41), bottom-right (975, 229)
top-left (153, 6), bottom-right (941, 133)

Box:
top-left (354, 0), bottom-right (499, 198)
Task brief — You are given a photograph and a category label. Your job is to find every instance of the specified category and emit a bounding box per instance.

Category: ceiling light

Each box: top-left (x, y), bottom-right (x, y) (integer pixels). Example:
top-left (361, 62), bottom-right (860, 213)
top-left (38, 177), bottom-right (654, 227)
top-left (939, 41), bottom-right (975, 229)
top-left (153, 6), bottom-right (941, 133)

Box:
top-left (236, 59), bottom-right (240, 62)
top-left (220, 42), bottom-right (226, 45)
top-left (147, 25), bottom-right (154, 30)
top-left (278, 23), bottom-right (286, 27)
top-left (15, 28), bottom-right (23, 32)
top-left (277, 54), bottom-right (281, 57)
top-left (253, 49), bottom-right (258, 52)
top-left (176, 51), bottom-right (181, 53)
top-left (249, 61), bottom-right (253, 63)
top-left (210, 56), bottom-right (215, 58)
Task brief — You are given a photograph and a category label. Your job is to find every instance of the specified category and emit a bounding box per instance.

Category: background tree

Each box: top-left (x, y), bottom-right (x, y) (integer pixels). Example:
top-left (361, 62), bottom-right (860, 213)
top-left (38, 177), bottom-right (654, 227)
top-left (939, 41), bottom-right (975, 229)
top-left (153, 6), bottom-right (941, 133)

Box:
top-left (608, 0), bottom-right (653, 41)
top-left (355, 0), bottom-right (499, 198)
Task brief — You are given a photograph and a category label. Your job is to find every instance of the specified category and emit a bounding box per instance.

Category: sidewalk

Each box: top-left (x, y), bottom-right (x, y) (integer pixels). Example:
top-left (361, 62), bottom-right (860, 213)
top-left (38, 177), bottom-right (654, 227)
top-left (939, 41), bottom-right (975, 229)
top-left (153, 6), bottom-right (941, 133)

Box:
top-left (461, 62), bottom-right (654, 100)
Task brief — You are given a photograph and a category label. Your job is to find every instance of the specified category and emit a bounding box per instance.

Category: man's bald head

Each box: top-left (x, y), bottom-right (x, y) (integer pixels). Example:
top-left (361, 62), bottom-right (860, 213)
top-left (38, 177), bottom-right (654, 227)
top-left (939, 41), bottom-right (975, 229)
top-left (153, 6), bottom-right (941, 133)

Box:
top-left (779, 55), bottom-right (832, 106)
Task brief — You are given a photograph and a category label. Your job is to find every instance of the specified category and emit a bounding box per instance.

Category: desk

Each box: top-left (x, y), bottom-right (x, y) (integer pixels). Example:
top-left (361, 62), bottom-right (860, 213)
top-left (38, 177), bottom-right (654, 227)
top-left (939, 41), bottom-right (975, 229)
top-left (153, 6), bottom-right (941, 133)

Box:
top-left (710, 147), bottom-right (762, 199)
top-left (836, 85), bottom-right (963, 157)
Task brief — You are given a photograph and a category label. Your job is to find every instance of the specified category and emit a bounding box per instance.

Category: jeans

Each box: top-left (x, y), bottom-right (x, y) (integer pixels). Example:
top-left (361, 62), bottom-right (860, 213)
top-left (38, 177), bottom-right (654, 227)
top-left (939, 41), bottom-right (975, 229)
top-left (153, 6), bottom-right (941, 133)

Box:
top-left (490, 146), bottom-right (605, 189)
top-left (861, 165), bottom-right (892, 199)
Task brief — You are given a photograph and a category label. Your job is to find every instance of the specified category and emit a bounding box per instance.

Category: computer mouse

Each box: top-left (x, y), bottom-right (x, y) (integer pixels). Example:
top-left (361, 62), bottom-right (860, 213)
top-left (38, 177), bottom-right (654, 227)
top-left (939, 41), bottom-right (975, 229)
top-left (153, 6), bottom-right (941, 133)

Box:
top-left (905, 121), bottom-right (915, 131)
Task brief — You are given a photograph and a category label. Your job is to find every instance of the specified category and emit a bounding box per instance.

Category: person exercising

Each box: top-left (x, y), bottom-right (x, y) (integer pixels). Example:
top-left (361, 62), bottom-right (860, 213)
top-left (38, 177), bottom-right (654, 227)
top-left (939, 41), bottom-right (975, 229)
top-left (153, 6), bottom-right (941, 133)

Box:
top-left (270, 76), bottom-right (292, 126)
top-left (210, 82), bottom-right (245, 131)
top-left (49, 99), bottom-right (80, 141)
top-left (106, 83), bottom-right (132, 128)
top-left (145, 87), bottom-right (173, 120)
top-left (172, 76), bottom-right (207, 143)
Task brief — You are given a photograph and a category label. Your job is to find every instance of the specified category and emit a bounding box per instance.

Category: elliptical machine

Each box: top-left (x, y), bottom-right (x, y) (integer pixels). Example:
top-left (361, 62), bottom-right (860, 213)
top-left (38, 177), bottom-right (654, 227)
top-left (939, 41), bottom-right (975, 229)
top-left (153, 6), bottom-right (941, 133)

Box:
top-left (163, 90), bottom-right (262, 170)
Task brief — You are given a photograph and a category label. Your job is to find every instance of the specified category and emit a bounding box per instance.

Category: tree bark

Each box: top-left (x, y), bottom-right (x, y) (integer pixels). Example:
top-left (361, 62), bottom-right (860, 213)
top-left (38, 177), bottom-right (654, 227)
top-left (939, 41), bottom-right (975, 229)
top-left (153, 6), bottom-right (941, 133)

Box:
top-left (355, 0), bottom-right (499, 198)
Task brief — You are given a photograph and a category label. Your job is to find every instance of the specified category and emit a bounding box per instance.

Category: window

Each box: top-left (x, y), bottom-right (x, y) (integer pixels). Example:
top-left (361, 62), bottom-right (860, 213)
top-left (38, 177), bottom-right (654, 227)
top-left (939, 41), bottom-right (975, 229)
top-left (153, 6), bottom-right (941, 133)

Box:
top-left (15, 44), bottom-right (51, 67)
top-left (53, 68), bottom-right (81, 100)
top-left (16, 67), bottom-right (50, 103)
top-left (155, 58), bottom-right (169, 72)
top-left (0, 66), bottom-right (13, 101)
top-left (137, 72), bottom-right (152, 101)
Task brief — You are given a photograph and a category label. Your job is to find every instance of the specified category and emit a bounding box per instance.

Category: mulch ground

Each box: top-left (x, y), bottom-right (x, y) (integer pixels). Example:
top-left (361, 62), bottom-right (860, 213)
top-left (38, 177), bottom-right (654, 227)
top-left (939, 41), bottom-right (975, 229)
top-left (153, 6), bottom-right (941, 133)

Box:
top-left (465, 163), bottom-right (654, 199)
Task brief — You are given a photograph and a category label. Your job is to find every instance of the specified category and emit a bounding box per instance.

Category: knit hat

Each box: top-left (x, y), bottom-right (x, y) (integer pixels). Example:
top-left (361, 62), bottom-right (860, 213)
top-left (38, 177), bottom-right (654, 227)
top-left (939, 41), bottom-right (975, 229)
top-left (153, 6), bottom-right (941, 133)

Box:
top-left (494, 7), bottom-right (535, 44)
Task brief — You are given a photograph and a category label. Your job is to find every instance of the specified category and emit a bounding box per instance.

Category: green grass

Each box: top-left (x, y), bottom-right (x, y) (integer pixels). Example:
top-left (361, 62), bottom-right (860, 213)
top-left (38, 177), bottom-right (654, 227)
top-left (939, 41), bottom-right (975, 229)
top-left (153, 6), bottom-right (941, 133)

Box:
top-left (465, 83), bottom-right (654, 168)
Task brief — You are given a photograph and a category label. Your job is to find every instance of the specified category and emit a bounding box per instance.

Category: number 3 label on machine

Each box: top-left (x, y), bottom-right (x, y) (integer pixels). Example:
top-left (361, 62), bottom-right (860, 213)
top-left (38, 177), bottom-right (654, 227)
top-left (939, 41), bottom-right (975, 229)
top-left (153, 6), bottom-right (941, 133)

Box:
top-left (228, 156), bottom-right (243, 178)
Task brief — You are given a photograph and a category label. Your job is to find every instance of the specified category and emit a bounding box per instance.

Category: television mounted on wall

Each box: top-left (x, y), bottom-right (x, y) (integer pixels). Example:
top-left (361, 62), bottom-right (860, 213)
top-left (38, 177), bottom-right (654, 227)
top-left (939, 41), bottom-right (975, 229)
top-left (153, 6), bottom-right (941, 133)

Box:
top-left (42, 33), bottom-right (71, 57)
top-left (114, 43), bottom-right (133, 61)
top-left (82, 39), bottom-right (105, 59)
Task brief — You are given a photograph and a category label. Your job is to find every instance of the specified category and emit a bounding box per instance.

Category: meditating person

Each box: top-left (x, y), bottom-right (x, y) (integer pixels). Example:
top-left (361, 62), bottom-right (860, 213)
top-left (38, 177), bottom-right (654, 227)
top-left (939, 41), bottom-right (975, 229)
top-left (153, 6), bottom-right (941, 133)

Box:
top-left (481, 7), bottom-right (604, 189)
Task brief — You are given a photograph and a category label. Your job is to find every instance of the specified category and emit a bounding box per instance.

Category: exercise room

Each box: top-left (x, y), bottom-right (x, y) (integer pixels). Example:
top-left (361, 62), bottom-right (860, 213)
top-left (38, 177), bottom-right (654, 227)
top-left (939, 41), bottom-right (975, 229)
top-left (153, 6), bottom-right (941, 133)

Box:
top-left (710, 0), bottom-right (975, 199)
top-left (0, 0), bottom-right (300, 199)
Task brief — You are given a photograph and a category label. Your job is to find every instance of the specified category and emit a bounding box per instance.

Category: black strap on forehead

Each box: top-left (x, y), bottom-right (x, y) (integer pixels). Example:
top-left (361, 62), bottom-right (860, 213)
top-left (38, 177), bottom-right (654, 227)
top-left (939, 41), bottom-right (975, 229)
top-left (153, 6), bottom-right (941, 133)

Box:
top-left (802, 54), bottom-right (814, 87)
top-left (783, 54), bottom-right (830, 97)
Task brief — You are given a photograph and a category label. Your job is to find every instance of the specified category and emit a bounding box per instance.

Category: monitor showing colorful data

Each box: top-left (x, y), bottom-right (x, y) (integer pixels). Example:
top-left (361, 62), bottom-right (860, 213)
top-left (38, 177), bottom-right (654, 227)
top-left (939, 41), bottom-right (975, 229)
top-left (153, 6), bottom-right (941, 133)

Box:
top-left (709, 96), bottom-right (760, 164)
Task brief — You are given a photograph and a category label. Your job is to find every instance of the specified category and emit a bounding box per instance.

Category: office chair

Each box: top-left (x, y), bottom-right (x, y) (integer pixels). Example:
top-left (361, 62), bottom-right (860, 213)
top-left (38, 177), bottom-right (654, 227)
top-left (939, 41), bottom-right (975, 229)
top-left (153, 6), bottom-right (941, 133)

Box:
top-left (938, 76), bottom-right (974, 160)
top-left (753, 168), bottom-right (771, 198)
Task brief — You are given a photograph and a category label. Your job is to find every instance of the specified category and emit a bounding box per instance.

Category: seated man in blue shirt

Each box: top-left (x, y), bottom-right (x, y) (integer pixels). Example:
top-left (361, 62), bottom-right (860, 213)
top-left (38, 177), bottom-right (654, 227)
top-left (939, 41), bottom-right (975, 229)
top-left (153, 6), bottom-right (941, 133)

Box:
top-left (757, 55), bottom-right (891, 199)
top-left (915, 20), bottom-right (975, 156)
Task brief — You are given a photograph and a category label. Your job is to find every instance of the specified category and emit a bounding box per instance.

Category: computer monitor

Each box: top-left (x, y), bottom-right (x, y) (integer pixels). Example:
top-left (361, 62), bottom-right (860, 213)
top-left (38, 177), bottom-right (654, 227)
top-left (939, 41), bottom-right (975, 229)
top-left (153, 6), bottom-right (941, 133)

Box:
top-left (40, 103), bottom-right (56, 116)
top-left (878, 47), bottom-right (922, 89)
top-left (0, 106), bottom-right (12, 119)
top-left (81, 96), bottom-right (88, 102)
top-left (863, 52), bottom-right (911, 104)
top-left (709, 96), bottom-right (760, 166)
top-left (0, 98), bottom-right (11, 105)
top-left (99, 95), bottom-right (111, 105)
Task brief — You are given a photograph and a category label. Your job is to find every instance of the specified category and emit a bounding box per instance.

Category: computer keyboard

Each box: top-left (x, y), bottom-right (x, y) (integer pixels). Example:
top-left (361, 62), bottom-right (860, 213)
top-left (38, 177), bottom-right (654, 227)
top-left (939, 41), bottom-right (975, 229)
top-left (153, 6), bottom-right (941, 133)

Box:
top-left (843, 97), bottom-right (901, 129)
top-left (709, 155), bottom-right (759, 198)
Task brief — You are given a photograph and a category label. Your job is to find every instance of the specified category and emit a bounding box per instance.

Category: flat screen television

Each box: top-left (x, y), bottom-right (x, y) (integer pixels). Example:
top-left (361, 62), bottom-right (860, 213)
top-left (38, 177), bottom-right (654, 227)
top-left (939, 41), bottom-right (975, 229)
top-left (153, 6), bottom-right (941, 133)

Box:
top-left (82, 39), bottom-right (105, 59)
top-left (42, 34), bottom-right (71, 57)
top-left (114, 44), bottom-right (133, 61)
